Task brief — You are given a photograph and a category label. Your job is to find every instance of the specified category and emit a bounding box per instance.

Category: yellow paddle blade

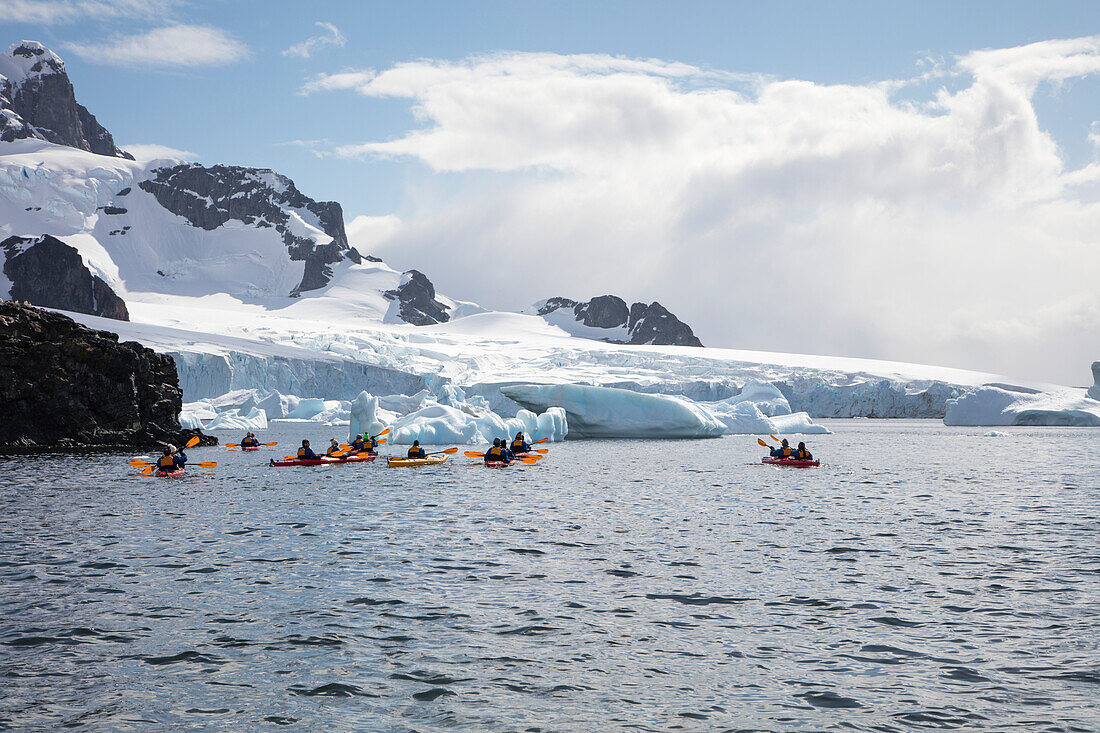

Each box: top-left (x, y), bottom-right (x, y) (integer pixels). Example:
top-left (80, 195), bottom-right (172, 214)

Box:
top-left (195, 461), bottom-right (218, 468)
top-left (441, 447), bottom-right (458, 454)
top-left (225, 442), bottom-right (240, 448)
top-left (757, 438), bottom-right (770, 448)
top-left (264, 442), bottom-right (277, 446)
top-left (185, 436), bottom-right (201, 448)
top-left (769, 434), bottom-right (780, 442)
top-left (534, 437), bottom-right (549, 444)
top-left (140, 465), bottom-right (154, 475)
top-left (464, 450), bottom-right (485, 458)
top-left (128, 459), bottom-right (150, 467)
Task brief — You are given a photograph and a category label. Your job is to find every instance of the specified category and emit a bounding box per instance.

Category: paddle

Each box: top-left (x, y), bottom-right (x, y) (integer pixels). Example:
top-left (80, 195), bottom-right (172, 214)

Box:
top-left (757, 438), bottom-right (772, 448)
top-left (769, 434), bottom-right (780, 443)
top-left (464, 450), bottom-right (485, 458)
top-left (426, 447), bottom-right (459, 456)
top-left (534, 437), bottom-right (549, 444)
top-left (185, 436), bottom-right (201, 449)
top-left (227, 441), bottom-right (277, 448)
top-left (129, 459), bottom-right (217, 468)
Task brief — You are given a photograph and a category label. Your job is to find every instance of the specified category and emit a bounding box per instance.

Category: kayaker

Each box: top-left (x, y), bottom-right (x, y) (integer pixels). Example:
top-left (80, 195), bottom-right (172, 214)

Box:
top-left (240, 432), bottom-right (259, 448)
top-left (484, 438), bottom-right (510, 464)
top-left (350, 434), bottom-right (366, 453)
top-left (326, 438), bottom-right (343, 457)
top-left (770, 439), bottom-right (794, 458)
top-left (157, 444), bottom-right (186, 472)
top-left (365, 433), bottom-right (379, 452)
top-left (297, 440), bottom-right (319, 460)
top-left (510, 432), bottom-right (531, 455)
top-left (794, 442), bottom-right (813, 461)
top-left (407, 440), bottom-right (427, 459)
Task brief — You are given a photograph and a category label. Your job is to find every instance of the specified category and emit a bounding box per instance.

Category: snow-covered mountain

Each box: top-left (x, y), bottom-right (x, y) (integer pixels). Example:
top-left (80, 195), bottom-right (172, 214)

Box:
top-left (2, 39), bottom-right (1096, 432)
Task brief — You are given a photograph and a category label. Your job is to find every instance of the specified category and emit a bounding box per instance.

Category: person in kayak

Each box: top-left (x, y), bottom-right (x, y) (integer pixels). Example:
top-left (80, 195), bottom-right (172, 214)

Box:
top-left (793, 442), bottom-right (813, 461)
top-left (510, 432), bottom-right (531, 455)
top-left (407, 440), bottom-right (427, 459)
top-left (770, 439), bottom-right (794, 458)
top-left (240, 432), bottom-right (259, 448)
top-left (350, 434), bottom-right (366, 453)
top-left (157, 444), bottom-right (186, 472)
top-left (326, 438), bottom-right (343, 457)
top-left (297, 440), bottom-right (319, 460)
top-left (365, 433), bottom-right (379, 452)
top-left (484, 439), bottom-right (511, 464)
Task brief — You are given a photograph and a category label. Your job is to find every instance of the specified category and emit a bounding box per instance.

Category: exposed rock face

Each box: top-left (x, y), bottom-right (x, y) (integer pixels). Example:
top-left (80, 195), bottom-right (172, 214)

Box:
top-left (538, 295), bottom-right (703, 347)
top-left (2, 234), bottom-right (129, 320)
top-left (383, 270), bottom-right (451, 325)
top-left (0, 302), bottom-right (214, 450)
top-left (0, 41), bottom-right (131, 158)
top-left (138, 164), bottom-right (350, 295)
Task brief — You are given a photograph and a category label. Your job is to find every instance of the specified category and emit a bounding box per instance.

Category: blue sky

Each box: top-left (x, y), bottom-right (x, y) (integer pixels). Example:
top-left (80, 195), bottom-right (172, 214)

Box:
top-left (4, 1), bottom-right (1100, 382)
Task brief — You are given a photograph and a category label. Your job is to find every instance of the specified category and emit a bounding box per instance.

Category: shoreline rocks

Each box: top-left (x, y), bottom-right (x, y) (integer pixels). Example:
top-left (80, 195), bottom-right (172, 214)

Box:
top-left (0, 302), bottom-right (216, 451)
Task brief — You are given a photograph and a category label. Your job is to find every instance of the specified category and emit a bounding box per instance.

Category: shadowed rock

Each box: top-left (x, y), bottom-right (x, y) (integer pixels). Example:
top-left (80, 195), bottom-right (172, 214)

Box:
top-left (2, 234), bottom-right (129, 320)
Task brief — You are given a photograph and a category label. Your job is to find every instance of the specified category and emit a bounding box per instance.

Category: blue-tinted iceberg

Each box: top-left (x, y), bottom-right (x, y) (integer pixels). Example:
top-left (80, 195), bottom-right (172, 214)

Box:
top-left (388, 403), bottom-right (567, 445)
top-left (502, 383), bottom-right (725, 439)
top-left (205, 406), bottom-right (269, 430)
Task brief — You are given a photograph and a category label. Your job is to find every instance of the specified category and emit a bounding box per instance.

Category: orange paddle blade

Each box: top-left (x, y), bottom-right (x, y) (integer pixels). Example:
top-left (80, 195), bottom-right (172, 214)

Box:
top-left (128, 459), bottom-right (150, 467)
top-left (140, 465), bottom-right (154, 475)
top-left (464, 451), bottom-right (485, 458)
top-left (376, 438), bottom-right (387, 445)
top-left (377, 428), bottom-right (390, 437)
top-left (225, 442), bottom-right (240, 448)
top-left (185, 436), bottom-right (201, 448)
top-left (757, 438), bottom-right (770, 447)
top-left (195, 461), bottom-right (217, 468)
top-left (769, 434), bottom-right (780, 442)
top-left (535, 448), bottom-right (549, 454)
top-left (441, 447), bottom-right (458, 454)
top-left (284, 455), bottom-right (297, 460)
top-left (263, 442), bottom-right (277, 446)
top-left (534, 437), bottom-right (549, 444)
top-left (519, 457), bottom-right (540, 465)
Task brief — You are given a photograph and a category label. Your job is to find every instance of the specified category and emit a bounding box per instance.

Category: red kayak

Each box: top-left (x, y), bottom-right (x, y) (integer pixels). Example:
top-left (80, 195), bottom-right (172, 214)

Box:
top-left (762, 456), bottom-right (819, 468)
top-left (484, 461), bottom-right (512, 467)
top-left (270, 454), bottom-right (376, 467)
top-left (242, 446), bottom-right (260, 451)
top-left (154, 468), bottom-right (185, 477)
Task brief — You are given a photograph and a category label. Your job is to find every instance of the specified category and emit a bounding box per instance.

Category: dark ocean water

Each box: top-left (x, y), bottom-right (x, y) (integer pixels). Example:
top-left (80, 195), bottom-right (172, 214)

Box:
top-left (1, 420), bottom-right (1098, 731)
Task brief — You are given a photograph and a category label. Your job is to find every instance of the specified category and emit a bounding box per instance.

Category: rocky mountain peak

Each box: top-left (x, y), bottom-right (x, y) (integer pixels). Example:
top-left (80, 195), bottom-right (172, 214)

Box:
top-left (537, 294), bottom-right (703, 347)
top-left (0, 40), bottom-right (131, 158)
top-left (383, 270), bottom-right (451, 325)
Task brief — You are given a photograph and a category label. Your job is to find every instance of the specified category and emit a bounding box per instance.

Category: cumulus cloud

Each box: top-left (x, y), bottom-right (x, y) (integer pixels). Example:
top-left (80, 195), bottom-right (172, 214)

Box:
top-left (0, 0), bottom-right (177, 24)
top-left (308, 40), bottom-right (1100, 383)
top-left (282, 21), bottom-right (345, 59)
top-left (64, 25), bottom-right (249, 68)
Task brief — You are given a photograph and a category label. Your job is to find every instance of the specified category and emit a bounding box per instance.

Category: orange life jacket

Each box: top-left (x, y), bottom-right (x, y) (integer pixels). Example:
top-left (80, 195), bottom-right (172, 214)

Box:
top-left (297, 447), bottom-right (308, 458)
top-left (486, 446), bottom-right (504, 460)
top-left (158, 455), bottom-right (175, 469)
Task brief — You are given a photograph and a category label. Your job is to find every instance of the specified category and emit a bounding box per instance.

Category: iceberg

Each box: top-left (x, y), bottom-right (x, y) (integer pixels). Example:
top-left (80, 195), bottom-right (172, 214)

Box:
top-left (386, 401), bottom-right (567, 445)
top-left (1089, 361), bottom-right (1100, 401)
top-left (944, 386), bottom-right (1100, 426)
top-left (348, 391), bottom-right (385, 442)
top-left (205, 406), bottom-right (269, 430)
top-left (502, 383), bottom-right (725, 439)
top-left (699, 397), bottom-right (830, 435)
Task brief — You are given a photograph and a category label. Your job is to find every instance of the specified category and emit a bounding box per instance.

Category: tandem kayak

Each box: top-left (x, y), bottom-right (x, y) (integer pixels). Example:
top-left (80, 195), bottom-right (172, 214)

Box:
top-left (762, 456), bottom-right (819, 468)
top-left (270, 454), bottom-right (376, 467)
top-left (154, 468), bottom-right (185, 477)
top-left (387, 455), bottom-right (448, 468)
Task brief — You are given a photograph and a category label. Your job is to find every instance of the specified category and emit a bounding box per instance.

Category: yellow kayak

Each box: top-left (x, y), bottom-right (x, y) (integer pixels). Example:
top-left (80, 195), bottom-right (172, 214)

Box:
top-left (387, 455), bottom-right (449, 468)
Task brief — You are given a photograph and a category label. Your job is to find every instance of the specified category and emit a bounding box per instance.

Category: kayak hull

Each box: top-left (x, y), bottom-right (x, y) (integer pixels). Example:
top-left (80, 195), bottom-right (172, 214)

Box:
top-left (242, 446), bottom-right (260, 451)
top-left (762, 457), bottom-right (819, 467)
top-left (484, 461), bottom-right (512, 467)
top-left (270, 454), bottom-right (376, 467)
top-left (388, 455), bottom-right (448, 467)
top-left (154, 468), bottom-right (185, 477)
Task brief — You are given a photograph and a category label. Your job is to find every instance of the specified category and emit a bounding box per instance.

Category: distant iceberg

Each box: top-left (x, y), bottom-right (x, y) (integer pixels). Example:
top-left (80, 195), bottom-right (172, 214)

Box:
top-left (944, 385), bottom-right (1100, 426)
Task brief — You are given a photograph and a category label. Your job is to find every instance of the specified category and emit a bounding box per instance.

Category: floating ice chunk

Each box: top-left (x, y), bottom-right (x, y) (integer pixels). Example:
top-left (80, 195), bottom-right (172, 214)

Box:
top-left (702, 400), bottom-right (830, 435)
top-left (348, 391), bottom-right (384, 442)
top-left (945, 386), bottom-right (1100, 426)
top-left (180, 399), bottom-right (217, 422)
top-left (205, 406), bottom-right (269, 430)
top-left (501, 383), bottom-right (725, 439)
top-left (389, 403), bottom-right (503, 445)
top-left (283, 398), bottom-right (327, 420)
top-left (769, 411), bottom-right (831, 435)
top-left (984, 430), bottom-right (1010, 437)
top-left (256, 390), bottom-right (292, 420)
top-left (724, 380), bottom-right (791, 417)
top-left (208, 388), bottom-right (261, 413)
top-left (178, 411), bottom-right (204, 430)
top-left (1089, 361), bottom-right (1100, 401)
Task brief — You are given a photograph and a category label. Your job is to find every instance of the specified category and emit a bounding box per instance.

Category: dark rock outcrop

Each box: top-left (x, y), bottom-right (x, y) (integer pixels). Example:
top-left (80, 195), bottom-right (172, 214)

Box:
top-left (0, 41), bottom-right (131, 158)
top-left (0, 302), bottom-right (214, 450)
top-left (538, 294), bottom-right (703, 347)
top-left (2, 234), bottom-right (129, 320)
top-left (383, 270), bottom-right (451, 326)
top-left (138, 164), bottom-right (350, 295)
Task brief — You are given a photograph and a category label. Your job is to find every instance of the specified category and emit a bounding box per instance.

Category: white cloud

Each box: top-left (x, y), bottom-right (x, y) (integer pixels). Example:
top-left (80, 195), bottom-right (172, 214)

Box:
top-left (0, 0), bottom-right (177, 24)
top-left (64, 25), bottom-right (249, 68)
top-left (282, 21), bottom-right (345, 59)
top-left (119, 143), bottom-right (197, 162)
top-left (346, 214), bottom-right (402, 252)
top-left (316, 41), bottom-right (1100, 383)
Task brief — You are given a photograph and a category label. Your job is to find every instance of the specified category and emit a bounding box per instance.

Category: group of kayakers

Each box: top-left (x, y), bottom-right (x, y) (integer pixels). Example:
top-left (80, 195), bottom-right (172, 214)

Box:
top-left (769, 438), bottom-right (813, 461)
top-left (279, 431), bottom-right (534, 464)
